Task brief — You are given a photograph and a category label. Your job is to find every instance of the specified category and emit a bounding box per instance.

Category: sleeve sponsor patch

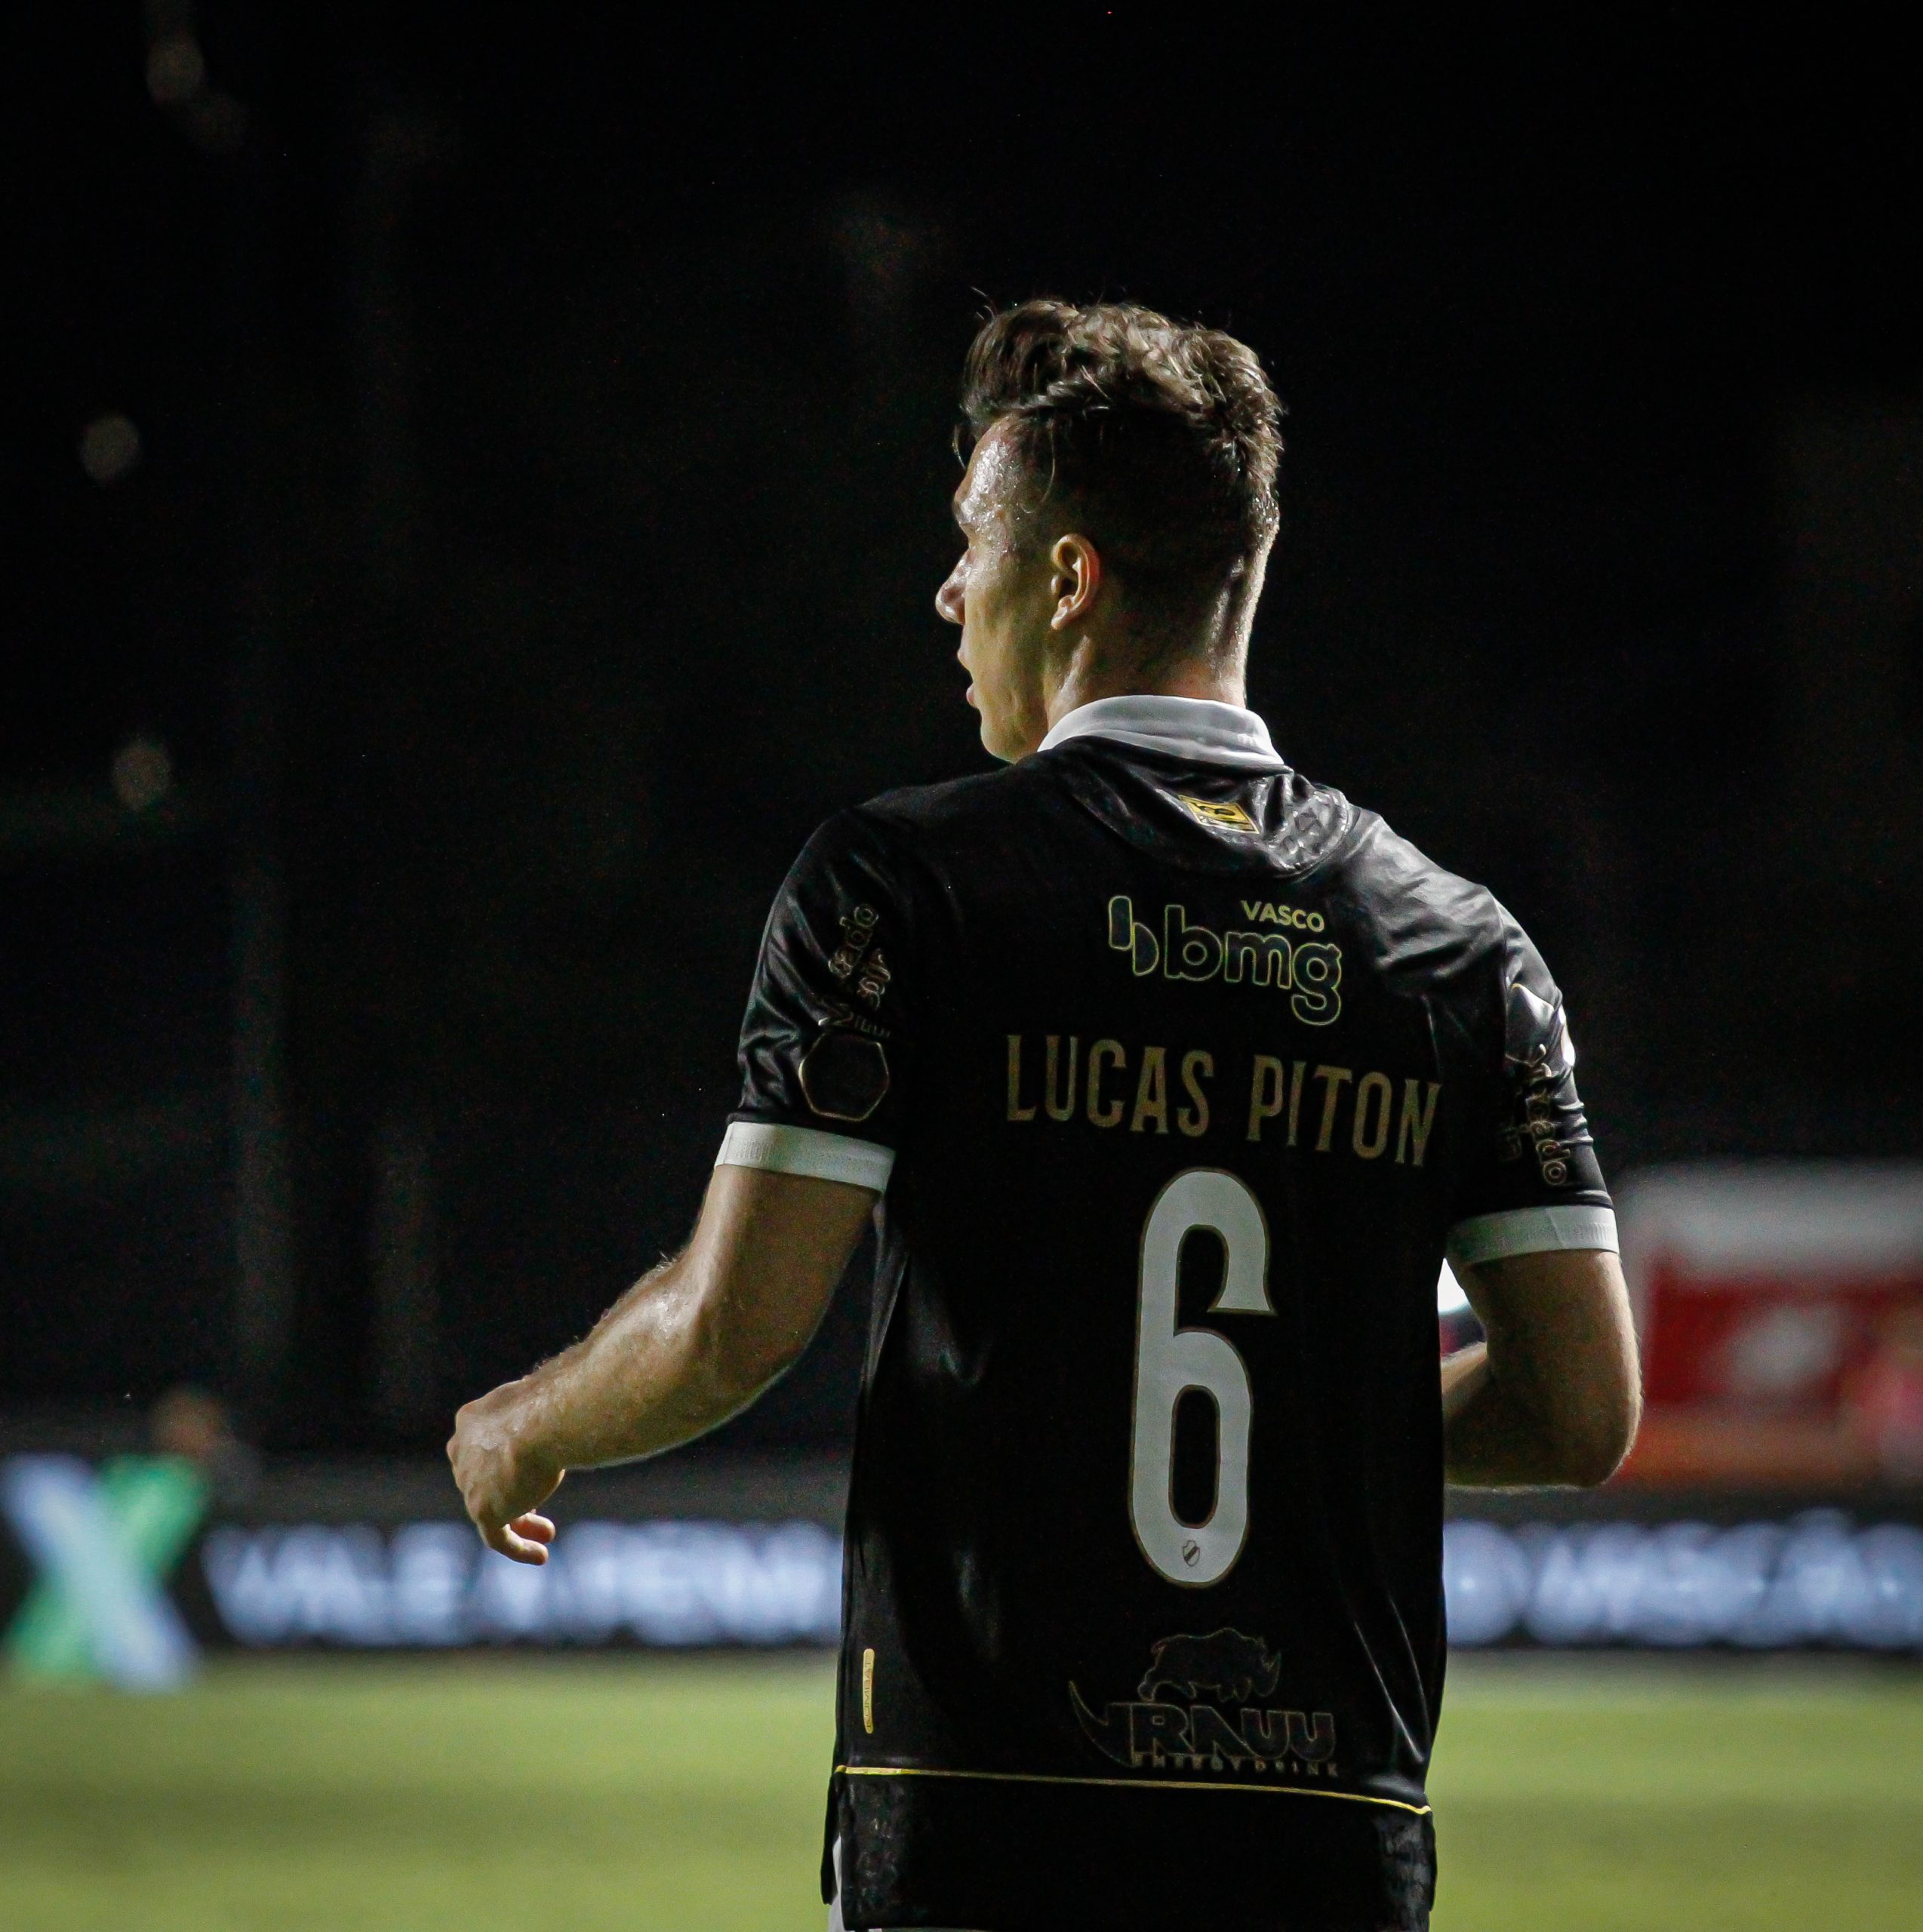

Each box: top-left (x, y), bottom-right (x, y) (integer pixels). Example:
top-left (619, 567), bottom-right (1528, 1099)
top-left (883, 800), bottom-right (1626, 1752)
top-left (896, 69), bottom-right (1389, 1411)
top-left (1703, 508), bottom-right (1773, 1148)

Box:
top-left (799, 1029), bottom-right (891, 1123)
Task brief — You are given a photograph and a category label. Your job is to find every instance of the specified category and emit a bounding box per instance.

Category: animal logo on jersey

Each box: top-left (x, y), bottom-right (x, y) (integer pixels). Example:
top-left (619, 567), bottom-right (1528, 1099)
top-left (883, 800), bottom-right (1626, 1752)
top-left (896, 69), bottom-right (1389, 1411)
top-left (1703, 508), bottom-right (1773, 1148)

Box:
top-left (1138, 1629), bottom-right (1281, 1705)
top-left (1069, 1628), bottom-right (1338, 1780)
top-left (1106, 897), bottom-right (1343, 1026)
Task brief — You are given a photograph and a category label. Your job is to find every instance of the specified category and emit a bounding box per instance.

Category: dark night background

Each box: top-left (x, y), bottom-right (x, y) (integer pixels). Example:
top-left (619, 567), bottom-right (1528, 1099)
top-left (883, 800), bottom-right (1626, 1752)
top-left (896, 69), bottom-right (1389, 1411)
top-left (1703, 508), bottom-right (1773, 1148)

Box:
top-left (6, 13), bottom-right (1919, 1453)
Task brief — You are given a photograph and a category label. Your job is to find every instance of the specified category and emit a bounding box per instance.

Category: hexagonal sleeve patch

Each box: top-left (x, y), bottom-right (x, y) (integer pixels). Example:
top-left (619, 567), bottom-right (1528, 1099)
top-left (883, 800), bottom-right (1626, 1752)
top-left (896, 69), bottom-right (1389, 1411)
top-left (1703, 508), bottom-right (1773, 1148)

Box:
top-left (798, 1030), bottom-right (891, 1123)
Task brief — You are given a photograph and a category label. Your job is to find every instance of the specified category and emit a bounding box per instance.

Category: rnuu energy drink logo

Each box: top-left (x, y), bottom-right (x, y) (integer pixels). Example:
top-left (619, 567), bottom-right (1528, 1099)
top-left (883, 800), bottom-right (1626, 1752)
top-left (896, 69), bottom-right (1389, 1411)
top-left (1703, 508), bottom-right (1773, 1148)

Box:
top-left (1069, 1627), bottom-right (1338, 1781)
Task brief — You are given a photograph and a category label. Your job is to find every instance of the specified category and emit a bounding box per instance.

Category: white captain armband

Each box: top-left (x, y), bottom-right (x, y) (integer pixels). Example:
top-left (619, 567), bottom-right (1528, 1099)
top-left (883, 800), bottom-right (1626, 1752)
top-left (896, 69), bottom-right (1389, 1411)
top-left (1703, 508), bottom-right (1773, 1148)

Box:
top-left (715, 1121), bottom-right (895, 1193)
top-left (1445, 1204), bottom-right (1618, 1273)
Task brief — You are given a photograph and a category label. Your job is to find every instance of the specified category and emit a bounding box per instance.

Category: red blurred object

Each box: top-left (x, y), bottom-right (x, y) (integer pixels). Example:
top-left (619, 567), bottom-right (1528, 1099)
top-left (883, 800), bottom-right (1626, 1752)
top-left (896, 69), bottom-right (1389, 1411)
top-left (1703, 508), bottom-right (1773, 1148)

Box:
top-left (1617, 1164), bottom-right (1923, 1487)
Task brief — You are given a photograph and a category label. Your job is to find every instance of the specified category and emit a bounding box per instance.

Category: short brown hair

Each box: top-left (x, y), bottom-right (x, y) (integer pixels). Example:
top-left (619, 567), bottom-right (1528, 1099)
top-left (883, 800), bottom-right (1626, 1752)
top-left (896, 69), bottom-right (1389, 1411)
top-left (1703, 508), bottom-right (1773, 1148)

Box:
top-left (958, 300), bottom-right (1283, 629)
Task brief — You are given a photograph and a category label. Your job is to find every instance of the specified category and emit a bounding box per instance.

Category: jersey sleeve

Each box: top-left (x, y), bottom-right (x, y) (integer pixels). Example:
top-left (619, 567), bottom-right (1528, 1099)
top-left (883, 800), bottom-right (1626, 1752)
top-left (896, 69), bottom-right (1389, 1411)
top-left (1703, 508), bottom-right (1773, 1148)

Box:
top-left (1445, 907), bottom-right (1617, 1272)
top-left (715, 810), bottom-right (915, 1195)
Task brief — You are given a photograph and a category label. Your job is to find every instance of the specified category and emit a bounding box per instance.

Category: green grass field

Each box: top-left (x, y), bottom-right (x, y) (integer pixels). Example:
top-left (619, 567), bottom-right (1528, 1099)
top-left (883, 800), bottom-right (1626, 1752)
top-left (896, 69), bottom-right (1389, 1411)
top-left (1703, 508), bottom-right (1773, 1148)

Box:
top-left (3, 1654), bottom-right (1920, 1930)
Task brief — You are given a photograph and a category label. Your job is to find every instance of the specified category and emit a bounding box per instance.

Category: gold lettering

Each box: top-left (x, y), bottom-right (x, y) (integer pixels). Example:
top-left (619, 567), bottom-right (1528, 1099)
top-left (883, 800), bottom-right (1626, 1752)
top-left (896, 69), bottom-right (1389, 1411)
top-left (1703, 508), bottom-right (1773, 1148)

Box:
top-left (1291, 943), bottom-right (1343, 1026)
top-left (1352, 1070), bottom-right (1392, 1158)
top-left (1312, 1065), bottom-right (1354, 1152)
top-left (1130, 1046), bottom-right (1170, 1134)
top-left (1045, 1035), bottom-right (1080, 1122)
top-left (1222, 931), bottom-right (1292, 988)
top-left (1005, 1035), bottom-right (1037, 1121)
top-left (1247, 1055), bottom-right (1286, 1141)
top-left (1087, 1039), bottom-right (1126, 1128)
top-left (1395, 1079), bottom-right (1441, 1167)
top-left (1178, 1050), bottom-right (1213, 1138)
top-left (1287, 1060), bottom-right (1306, 1146)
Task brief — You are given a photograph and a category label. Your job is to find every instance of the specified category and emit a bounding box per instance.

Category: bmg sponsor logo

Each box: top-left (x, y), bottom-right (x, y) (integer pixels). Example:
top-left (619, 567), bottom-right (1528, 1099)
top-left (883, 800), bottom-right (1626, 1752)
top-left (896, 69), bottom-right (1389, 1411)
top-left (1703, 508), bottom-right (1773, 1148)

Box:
top-left (1069, 1627), bottom-right (1339, 1780)
top-left (1107, 898), bottom-right (1341, 1026)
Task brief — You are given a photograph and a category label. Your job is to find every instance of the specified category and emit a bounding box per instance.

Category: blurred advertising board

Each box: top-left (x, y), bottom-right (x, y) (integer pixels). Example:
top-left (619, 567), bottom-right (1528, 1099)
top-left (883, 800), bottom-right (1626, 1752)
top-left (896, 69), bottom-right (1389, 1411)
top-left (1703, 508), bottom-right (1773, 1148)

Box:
top-left (0, 1452), bottom-right (848, 1684)
top-left (1615, 1163), bottom-right (1923, 1487)
top-left (5, 1450), bottom-right (1923, 1674)
top-left (198, 1517), bottom-right (842, 1650)
top-left (1441, 1506), bottom-right (1923, 1651)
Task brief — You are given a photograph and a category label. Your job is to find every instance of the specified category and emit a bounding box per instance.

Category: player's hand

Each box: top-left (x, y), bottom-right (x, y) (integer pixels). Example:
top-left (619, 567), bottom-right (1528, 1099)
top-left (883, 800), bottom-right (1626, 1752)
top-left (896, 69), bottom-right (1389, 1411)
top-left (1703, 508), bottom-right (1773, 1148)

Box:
top-left (447, 1380), bottom-right (566, 1565)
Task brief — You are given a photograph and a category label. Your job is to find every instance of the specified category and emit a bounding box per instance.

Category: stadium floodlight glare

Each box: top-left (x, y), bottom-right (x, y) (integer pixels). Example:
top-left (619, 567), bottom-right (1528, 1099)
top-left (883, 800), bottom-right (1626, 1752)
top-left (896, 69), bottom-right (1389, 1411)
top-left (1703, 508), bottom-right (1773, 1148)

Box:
top-left (146, 34), bottom-right (205, 106)
top-left (111, 736), bottom-right (174, 812)
top-left (78, 413), bottom-right (141, 485)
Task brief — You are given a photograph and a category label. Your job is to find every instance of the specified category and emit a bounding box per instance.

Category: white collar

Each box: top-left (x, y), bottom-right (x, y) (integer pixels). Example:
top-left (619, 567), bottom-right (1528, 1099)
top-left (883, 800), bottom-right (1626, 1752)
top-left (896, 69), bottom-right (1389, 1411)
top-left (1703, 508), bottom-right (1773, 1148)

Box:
top-left (1037, 694), bottom-right (1286, 771)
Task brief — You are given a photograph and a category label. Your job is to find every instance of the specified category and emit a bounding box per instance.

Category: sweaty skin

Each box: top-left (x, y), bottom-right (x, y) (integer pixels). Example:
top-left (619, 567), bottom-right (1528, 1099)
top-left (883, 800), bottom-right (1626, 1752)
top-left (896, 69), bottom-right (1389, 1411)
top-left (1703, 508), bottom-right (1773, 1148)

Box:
top-left (448, 1166), bottom-right (871, 1562)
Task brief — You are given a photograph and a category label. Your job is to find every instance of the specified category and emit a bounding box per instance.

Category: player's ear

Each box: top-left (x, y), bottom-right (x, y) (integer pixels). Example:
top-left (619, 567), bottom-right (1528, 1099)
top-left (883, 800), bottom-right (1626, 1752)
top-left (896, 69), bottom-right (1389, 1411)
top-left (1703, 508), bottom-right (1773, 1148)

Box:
top-left (1049, 534), bottom-right (1103, 630)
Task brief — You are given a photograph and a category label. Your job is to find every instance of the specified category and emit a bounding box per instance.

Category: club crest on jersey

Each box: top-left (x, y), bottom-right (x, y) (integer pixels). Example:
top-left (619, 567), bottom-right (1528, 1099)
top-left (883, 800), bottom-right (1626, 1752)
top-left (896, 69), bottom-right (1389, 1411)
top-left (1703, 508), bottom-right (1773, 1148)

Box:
top-left (1107, 897), bottom-right (1342, 1026)
top-left (1069, 1628), bottom-right (1338, 1780)
top-left (1175, 794), bottom-right (1259, 833)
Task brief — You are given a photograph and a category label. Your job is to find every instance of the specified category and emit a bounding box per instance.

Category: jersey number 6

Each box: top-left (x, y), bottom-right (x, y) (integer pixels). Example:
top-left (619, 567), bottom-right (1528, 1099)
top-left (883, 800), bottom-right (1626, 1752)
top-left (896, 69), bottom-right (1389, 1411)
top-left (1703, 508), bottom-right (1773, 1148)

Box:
top-left (1129, 1168), bottom-right (1275, 1586)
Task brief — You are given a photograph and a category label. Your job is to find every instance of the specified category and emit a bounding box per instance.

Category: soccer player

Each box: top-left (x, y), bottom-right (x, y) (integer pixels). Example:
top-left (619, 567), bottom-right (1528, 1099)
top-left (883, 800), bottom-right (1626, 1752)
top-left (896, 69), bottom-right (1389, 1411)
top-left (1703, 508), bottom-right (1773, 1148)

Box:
top-left (448, 300), bottom-right (1641, 1930)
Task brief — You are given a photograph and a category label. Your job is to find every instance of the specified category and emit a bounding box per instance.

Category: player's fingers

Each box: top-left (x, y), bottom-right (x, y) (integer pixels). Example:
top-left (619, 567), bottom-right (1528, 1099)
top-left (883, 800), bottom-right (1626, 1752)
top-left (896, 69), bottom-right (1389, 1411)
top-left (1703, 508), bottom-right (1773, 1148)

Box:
top-left (491, 1521), bottom-right (551, 1565)
top-left (475, 1515), bottom-right (543, 1563)
top-left (509, 1512), bottom-right (557, 1545)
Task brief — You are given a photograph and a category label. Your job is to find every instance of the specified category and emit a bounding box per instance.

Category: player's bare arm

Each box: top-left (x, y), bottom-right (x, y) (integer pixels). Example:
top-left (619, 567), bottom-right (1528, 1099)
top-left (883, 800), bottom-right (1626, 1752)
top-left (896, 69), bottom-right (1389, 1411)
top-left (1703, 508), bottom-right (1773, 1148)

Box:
top-left (1441, 1247), bottom-right (1641, 1487)
top-left (447, 1166), bottom-right (872, 1562)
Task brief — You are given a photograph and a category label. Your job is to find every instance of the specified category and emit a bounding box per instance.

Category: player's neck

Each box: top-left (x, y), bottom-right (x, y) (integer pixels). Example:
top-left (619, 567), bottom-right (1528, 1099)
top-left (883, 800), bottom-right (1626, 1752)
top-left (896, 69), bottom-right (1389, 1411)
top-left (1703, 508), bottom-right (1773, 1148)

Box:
top-left (1042, 648), bottom-right (1247, 735)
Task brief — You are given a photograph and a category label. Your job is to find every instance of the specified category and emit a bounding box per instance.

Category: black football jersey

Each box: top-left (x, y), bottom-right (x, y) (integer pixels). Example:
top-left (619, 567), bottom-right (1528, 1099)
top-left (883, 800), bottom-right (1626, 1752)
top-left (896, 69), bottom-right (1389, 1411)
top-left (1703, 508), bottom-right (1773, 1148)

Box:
top-left (724, 712), bottom-right (1611, 1932)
